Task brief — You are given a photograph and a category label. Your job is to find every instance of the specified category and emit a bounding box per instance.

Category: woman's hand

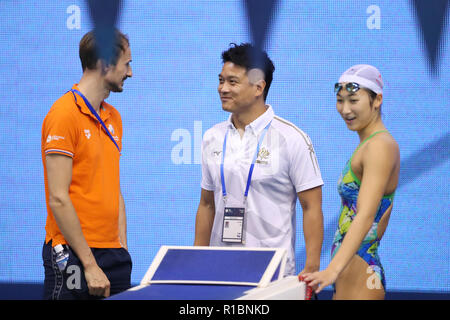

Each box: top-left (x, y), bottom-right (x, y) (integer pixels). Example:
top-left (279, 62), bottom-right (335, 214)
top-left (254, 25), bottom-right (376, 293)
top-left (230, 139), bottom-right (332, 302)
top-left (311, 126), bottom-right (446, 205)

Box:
top-left (302, 268), bottom-right (339, 294)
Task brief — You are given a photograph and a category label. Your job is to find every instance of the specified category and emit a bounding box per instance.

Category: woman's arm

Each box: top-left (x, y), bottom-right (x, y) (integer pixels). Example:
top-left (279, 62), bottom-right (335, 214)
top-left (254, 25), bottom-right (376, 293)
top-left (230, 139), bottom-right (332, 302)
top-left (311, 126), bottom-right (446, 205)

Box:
top-left (303, 137), bottom-right (398, 293)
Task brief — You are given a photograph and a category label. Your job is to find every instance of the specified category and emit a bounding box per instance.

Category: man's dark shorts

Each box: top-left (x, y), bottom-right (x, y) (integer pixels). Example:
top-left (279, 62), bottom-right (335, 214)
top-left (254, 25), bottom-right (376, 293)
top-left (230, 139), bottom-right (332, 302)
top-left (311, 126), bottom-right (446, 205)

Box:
top-left (42, 241), bottom-right (132, 300)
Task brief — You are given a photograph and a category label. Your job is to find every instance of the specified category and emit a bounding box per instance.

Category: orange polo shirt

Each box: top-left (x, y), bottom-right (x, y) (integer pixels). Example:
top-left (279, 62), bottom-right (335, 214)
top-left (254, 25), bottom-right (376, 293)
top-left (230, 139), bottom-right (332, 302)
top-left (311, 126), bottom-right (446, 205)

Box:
top-left (42, 84), bottom-right (122, 248)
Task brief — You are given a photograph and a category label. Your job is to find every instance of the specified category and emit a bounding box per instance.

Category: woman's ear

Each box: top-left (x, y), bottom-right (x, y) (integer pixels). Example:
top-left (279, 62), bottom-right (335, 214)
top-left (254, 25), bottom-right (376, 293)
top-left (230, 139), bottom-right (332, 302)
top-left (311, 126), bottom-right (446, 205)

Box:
top-left (374, 93), bottom-right (383, 111)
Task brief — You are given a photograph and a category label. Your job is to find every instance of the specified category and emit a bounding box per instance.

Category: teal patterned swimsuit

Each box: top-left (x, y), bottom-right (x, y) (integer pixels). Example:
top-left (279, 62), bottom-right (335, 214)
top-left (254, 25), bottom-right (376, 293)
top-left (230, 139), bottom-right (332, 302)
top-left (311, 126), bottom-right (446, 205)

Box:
top-left (331, 130), bottom-right (394, 291)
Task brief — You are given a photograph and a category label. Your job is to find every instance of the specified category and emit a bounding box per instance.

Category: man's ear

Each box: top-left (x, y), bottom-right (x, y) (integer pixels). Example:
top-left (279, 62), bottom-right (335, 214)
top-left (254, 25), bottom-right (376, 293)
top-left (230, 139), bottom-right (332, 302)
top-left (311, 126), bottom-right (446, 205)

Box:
top-left (248, 68), bottom-right (266, 99)
top-left (96, 59), bottom-right (110, 75)
top-left (255, 79), bottom-right (266, 98)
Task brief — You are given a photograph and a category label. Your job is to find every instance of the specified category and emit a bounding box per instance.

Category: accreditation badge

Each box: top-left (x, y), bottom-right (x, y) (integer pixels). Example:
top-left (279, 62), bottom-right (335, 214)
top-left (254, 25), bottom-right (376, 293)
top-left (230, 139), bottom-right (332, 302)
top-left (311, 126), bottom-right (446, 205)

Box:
top-left (222, 199), bottom-right (245, 243)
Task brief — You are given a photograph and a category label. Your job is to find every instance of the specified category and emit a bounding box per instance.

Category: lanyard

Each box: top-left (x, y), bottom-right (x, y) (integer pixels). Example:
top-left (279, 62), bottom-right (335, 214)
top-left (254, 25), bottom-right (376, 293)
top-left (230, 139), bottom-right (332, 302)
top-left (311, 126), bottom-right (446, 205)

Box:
top-left (220, 121), bottom-right (271, 203)
top-left (70, 89), bottom-right (121, 153)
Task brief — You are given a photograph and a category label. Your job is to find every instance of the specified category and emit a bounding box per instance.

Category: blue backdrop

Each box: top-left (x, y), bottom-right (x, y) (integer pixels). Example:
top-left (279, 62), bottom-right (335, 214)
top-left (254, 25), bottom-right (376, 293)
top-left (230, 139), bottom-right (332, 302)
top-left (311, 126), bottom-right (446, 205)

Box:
top-left (0, 0), bottom-right (448, 293)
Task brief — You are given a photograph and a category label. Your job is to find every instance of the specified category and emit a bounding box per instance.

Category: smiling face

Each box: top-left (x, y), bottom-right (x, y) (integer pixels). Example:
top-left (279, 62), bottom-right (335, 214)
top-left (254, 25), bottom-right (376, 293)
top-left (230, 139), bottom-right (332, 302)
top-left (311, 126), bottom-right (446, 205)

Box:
top-left (218, 62), bottom-right (264, 114)
top-left (336, 84), bottom-right (382, 131)
top-left (104, 45), bottom-right (133, 93)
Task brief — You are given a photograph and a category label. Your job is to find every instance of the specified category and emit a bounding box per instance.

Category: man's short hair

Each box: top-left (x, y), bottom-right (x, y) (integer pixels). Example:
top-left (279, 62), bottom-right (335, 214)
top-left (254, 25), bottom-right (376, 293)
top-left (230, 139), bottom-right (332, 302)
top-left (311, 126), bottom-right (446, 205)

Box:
top-left (221, 43), bottom-right (275, 101)
top-left (79, 29), bottom-right (129, 71)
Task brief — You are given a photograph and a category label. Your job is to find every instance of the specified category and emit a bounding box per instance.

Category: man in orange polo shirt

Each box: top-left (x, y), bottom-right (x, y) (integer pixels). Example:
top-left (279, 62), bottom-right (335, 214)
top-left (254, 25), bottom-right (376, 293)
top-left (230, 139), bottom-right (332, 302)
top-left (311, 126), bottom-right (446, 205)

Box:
top-left (41, 29), bottom-right (132, 299)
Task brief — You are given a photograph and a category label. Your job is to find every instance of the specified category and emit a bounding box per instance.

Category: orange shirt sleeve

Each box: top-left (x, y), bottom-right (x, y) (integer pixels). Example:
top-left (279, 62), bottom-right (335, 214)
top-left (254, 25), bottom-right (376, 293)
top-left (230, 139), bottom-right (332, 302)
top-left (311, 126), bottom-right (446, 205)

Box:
top-left (42, 103), bottom-right (78, 158)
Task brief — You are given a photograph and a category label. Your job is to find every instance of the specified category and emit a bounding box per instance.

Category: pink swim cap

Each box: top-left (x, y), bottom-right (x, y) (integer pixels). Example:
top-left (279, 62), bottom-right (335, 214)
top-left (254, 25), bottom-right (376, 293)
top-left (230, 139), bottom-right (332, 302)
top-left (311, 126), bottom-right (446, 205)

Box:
top-left (338, 64), bottom-right (384, 94)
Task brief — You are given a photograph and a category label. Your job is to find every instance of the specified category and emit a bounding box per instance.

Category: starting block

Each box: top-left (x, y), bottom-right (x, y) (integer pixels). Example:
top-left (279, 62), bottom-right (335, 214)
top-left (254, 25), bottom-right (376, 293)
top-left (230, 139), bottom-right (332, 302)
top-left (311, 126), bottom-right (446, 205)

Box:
top-left (108, 246), bottom-right (308, 300)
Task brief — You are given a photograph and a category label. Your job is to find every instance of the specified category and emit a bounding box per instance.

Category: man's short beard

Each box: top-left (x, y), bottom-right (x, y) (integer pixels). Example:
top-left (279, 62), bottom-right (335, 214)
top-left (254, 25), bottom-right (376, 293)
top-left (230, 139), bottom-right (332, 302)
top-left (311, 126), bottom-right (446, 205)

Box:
top-left (106, 80), bottom-right (123, 93)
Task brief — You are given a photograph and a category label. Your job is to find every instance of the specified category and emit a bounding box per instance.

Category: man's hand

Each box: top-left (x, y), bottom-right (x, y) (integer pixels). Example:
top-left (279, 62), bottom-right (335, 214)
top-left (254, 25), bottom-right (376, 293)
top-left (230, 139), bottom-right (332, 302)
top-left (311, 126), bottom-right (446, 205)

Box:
top-left (84, 264), bottom-right (111, 297)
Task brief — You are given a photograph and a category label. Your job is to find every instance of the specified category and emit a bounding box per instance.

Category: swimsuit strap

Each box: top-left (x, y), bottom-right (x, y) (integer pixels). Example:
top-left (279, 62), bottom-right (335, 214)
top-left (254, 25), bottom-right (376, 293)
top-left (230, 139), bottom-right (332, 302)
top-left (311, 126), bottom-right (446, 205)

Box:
top-left (348, 130), bottom-right (389, 186)
top-left (349, 130), bottom-right (388, 163)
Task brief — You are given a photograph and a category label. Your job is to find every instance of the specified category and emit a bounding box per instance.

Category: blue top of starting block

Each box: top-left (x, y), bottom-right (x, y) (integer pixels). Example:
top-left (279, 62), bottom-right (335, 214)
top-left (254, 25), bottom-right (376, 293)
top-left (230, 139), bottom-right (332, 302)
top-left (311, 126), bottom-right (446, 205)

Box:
top-left (151, 248), bottom-right (278, 283)
top-left (108, 283), bottom-right (255, 300)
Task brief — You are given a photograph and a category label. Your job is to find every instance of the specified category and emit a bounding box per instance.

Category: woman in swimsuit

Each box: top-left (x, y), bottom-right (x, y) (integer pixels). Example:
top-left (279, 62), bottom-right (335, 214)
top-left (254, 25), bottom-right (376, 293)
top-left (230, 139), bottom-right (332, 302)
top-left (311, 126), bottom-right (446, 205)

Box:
top-left (303, 65), bottom-right (400, 299)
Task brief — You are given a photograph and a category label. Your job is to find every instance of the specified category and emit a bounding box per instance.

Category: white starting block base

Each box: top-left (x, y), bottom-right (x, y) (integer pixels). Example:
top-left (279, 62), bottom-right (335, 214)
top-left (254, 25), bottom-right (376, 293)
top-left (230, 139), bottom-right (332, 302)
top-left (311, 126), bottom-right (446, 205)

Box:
top-left (238, 275), bottom-right (306, 300)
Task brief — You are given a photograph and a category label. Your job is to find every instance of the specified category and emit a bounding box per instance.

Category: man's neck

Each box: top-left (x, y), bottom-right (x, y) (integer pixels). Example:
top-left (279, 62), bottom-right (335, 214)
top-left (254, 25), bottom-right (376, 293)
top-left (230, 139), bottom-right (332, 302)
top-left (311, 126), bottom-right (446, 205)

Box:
top-left (231, 102), bottom-right (268, 133)
top-left (77, 72), bottom-right (109, 113)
